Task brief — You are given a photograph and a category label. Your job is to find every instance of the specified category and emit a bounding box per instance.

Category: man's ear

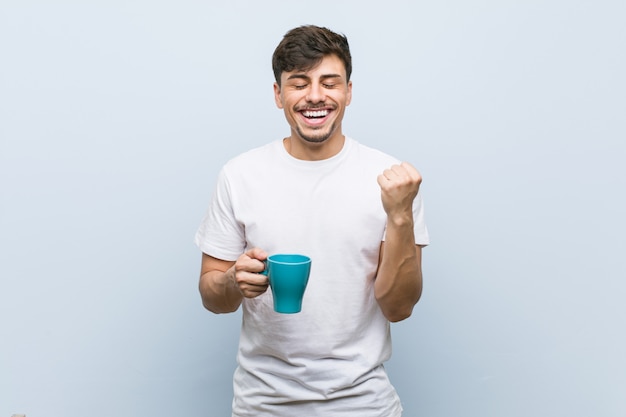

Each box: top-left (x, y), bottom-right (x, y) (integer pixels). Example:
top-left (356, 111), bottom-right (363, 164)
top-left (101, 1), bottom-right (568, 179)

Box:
top-left (273, 82), bottom-right (284, 109)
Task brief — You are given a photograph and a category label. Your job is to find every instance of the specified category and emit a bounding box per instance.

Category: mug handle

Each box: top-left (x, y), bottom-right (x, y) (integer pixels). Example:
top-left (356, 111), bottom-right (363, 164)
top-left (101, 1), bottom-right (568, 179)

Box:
top-left (259, 260), bottom-right (268, 276)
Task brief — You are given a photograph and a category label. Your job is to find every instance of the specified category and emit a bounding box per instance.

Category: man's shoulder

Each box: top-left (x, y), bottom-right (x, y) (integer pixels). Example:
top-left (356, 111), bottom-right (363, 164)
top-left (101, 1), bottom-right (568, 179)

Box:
top-left (223, 140), bottom-right (280, 169)
top-left (348, 137), bottom-right (400, 165)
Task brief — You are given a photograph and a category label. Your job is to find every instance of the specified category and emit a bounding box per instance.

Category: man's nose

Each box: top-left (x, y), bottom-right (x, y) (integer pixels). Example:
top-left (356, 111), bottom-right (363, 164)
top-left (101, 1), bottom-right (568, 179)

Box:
top-left (306, 82), bottom-right (326, 103)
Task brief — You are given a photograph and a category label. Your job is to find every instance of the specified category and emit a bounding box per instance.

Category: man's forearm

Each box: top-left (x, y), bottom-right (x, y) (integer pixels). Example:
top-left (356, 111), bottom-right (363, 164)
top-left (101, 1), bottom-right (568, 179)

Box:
top-left (374, 217), bottom-right (423, 322)
top-left (199, 268), bottom-right (243, 314)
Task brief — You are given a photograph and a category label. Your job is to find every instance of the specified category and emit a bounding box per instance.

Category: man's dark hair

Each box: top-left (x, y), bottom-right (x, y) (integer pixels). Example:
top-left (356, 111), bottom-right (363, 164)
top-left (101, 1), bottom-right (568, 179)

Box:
top-left (272, 25), bottom-right (352, 86)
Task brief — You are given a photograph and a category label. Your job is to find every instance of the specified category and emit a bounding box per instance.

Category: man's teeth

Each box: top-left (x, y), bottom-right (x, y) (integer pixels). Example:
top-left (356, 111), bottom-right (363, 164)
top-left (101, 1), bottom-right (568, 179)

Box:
top-left (303, 110), bottom-right (329, 118)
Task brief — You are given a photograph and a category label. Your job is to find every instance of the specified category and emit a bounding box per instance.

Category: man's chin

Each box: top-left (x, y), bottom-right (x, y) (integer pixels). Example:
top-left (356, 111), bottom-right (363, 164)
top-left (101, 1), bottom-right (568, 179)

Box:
top-left (296, 127), bottom-right (333, 144)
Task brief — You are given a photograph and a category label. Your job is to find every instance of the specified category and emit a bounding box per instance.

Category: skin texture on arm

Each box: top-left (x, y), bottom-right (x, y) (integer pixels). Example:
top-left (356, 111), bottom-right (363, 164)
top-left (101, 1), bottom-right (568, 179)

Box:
top-left (199, 248), bottom-right (269, 314)
top-left (374, 162), bottom-right (424, 322)
top-left (376, 241), bottom-right (423, 322)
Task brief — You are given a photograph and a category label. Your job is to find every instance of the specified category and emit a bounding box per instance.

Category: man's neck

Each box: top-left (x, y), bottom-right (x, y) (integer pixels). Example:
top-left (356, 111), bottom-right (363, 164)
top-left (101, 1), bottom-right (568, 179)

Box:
top-left (284, 133), bottom-right (346, 161)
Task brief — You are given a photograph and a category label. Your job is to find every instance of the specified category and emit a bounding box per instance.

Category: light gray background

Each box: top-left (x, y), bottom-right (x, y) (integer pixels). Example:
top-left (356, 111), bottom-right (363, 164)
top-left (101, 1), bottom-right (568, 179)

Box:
top-left (1, 1), bottom-right (625, 416)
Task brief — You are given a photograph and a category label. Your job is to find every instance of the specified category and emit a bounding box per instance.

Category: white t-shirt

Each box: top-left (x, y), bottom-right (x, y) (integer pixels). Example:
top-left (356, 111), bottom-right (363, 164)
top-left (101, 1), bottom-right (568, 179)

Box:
top-left (195, 137), bottom-right (429, 417)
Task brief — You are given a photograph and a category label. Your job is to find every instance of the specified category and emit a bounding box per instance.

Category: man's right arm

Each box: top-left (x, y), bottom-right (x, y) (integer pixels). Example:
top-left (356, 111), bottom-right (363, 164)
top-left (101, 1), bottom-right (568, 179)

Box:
top-left (199, 248), bottom-right (269, 314)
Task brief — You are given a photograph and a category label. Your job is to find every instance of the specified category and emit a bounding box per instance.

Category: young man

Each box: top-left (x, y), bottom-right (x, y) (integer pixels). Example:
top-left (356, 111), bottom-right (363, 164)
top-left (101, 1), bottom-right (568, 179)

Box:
top-left (195, 25), bottom-right (429, 417)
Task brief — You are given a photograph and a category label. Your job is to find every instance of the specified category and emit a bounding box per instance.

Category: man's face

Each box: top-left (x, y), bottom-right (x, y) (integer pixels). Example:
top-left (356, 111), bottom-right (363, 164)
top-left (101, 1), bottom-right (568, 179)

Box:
top-left (274, 54), bottom-right (352, 145)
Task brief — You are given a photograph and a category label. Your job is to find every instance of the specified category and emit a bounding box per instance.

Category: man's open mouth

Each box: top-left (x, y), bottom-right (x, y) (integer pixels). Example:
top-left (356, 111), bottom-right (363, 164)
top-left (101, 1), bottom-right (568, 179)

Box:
top-left (301, 109), bottom-right (330, 119)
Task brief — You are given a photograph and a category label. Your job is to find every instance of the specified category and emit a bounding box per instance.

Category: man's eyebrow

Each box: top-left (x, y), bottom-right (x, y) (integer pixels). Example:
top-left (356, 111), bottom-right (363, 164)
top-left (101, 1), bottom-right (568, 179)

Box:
top-left (286, 73), bottom-right (343, 81)
top-left (287, 74), bottom-right (310, 81)
top-left (319, 74), bottom-right (342, 80)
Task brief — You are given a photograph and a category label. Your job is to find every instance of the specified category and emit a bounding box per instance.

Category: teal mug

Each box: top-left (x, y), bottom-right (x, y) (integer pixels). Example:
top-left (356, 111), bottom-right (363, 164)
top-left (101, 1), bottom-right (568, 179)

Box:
top-left (261, 254), bottom-right (312, 314)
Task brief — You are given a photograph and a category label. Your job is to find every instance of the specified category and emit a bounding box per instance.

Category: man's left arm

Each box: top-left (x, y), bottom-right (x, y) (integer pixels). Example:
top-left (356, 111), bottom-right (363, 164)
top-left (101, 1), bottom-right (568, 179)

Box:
top-left (375, 161), bottom-right (424, 322)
